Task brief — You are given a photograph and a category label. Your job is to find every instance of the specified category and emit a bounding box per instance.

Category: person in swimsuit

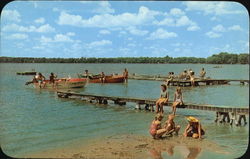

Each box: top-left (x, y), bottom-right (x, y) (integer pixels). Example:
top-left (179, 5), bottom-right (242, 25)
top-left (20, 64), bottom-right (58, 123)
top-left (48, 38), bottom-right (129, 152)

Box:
top-left (123, 68), bottom-right (129, 83)
top-left (156, 84), bottom-right (169, 113)
top-left (100, 72), bottom-right (105, 83)
top-left (149, 114), bottom-right (168, 139)
top-left (189, 71), bottom-right (195, 86)
top-left (165, 72), bottom-right (174, 86)
top-left (49, 72), bottom-right (57, 88)
top-left (164, 114), bottom-right (181, 136)
top-left (172, 87), bottom-right (183, 115)
top-left (37, 72), bottom-right (45, 88)
top-left (183, 116), bottom-right (205, 139)
top-left (199, 68), bottom-right (206, 79)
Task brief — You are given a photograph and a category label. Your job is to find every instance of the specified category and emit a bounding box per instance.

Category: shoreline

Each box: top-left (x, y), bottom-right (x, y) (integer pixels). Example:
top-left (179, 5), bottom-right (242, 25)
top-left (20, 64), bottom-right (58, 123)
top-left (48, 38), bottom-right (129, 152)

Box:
top-left (25, 134), bottom-right (231, 159)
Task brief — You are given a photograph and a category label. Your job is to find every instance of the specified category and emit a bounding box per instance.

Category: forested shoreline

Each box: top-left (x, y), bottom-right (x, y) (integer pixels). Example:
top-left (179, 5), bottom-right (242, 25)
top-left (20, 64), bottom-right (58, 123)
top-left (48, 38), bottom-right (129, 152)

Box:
top-left (0, 52), bottom-right (249, 64)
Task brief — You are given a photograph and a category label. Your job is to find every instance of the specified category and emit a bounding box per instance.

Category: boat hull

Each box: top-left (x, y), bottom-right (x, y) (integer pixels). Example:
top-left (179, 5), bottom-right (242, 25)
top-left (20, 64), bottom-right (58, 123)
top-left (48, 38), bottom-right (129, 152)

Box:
top-left (89, 75), bottom-right (125, 83)
top-left (17, 71), bottom-right (36, 75)
top-left (34, 78), bottom-right (87, 89)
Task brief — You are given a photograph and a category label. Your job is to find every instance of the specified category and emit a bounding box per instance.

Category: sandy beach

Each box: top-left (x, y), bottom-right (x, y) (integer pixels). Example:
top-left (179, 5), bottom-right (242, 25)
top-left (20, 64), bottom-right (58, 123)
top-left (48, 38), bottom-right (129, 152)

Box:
top-left (26, 134), bottom-right (230, 159)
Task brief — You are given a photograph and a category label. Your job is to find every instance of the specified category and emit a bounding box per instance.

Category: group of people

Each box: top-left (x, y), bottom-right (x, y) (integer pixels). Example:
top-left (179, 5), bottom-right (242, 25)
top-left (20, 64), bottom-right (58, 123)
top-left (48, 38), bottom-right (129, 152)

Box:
top-left (32, 72), bottom-right (57, 88)
top-left (165, 68), bottom-right (207, 86)
top-left (149, 84), bottom-right (205, 140)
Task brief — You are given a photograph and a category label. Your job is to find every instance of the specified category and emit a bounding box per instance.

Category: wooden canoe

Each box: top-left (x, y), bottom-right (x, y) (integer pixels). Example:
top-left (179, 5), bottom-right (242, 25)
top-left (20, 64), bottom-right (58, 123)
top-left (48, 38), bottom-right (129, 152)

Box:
top-left (88, 75), bottom-right (125, 83)
top-left (33, 78), bottom-right (87, 89)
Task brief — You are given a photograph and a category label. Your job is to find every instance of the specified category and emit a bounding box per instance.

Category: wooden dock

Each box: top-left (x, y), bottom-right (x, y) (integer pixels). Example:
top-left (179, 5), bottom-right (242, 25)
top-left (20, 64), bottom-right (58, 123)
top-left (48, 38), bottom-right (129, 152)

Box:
top-left (56, 91), bottom-right (248, 114)
top-left (128, 74), bottom-right (249, 86)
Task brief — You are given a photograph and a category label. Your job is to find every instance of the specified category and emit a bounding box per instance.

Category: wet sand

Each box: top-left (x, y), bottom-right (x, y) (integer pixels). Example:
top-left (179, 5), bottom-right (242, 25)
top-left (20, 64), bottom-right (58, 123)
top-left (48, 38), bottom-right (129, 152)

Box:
top-left (26, 134), bottom-right (230, 159)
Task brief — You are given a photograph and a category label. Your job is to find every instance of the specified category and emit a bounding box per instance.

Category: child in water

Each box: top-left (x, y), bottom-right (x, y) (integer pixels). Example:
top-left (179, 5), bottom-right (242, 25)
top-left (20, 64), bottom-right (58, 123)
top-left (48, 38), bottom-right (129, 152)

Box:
top-left (155, 84), bottom-right (169, 113)
top-left (164, 114), bottom-right (181, 136)
top-left (183, 116), bottom-right (205, 139)
top-left (149, 114), bottom-right (168, 139)
top-left (172, 87), bottom-right (184, 115)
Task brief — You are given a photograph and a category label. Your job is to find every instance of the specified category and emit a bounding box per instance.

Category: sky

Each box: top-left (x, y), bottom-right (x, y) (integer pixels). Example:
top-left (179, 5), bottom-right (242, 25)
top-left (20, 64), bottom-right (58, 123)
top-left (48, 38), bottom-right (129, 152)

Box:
top-left (0, 1), bottom-right (249, 58)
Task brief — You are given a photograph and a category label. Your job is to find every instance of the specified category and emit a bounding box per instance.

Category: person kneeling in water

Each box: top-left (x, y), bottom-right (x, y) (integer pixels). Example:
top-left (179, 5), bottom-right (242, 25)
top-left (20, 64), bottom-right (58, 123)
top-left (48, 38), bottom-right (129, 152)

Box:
top-left (164, 114), bottom-right (181, 136)
top-left (183, 116), bottom-right (205, 139)
top-left (149, 114), bottom-right (168, 139)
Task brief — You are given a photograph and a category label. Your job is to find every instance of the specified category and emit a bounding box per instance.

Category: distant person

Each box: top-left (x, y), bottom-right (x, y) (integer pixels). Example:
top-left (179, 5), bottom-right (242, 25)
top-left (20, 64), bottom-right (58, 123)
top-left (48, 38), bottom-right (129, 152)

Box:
top-left (37, 72), bottom-right (45, 88)
top-left (172, 87), bottom-right (184, 115)
top-left (123, 68), bottom-right (129, 83)
top-left (149, 114), bottom-right (168, 139)
top-left (183, 116), bottom-right (205, 139)
top-left (165, 72), bottom-right (174, 85)
top-left (164, 114), bottom-right (181, 136)
top-left (100, 72), bottom-right (105, 83)
top-left (199, 68), bottom-right (206, 79)
top-left (156, 84), bottom-right (169, 113)
top-left (179, 70), bottom-right (188, 80)
top-left (189, 71), bottom-right (195, 86)
top-left (49, 72), bottom-right (57, 87)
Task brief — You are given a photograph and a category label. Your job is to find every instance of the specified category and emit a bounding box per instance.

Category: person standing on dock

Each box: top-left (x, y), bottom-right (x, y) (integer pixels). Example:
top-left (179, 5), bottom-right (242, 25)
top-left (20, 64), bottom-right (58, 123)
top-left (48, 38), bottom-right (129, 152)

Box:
top-left (199, 68), bottom-right (206, 79)
top-left (183, 116), bottom-right (205, 139)
top-left (156, 84), bottom-right (169, 113)
top-left (123, 68), bottom-right (129, 83)
top-left (172, 87), bottom-right (183, 115)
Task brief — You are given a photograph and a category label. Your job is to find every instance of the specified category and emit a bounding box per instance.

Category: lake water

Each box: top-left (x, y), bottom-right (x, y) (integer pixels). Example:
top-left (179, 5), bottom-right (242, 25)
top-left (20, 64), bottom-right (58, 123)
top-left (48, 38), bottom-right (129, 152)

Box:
top-left (0, 63), bottom-right (249, 158)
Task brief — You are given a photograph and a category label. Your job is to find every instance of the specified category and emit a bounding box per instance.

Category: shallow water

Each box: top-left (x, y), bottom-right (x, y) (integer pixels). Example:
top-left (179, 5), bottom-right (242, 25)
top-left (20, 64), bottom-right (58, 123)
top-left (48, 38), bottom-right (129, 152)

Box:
top-left (0, 63), bottom-right (249, 158)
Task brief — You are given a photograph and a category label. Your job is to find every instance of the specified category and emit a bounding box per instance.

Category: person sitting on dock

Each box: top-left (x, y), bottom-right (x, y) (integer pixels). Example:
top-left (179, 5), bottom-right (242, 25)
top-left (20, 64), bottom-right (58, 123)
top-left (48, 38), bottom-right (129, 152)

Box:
top-left (49, 72), bottom-right (57, 87)
top-left (183, 116), bottom-right (205, 139)
top-left (179, 70), bottom-right (188, 80)
top-left (37, 72), bottom-right (46, 88)
top-left (165, 72), bottom-right (174, 85)
top-left (100, 72), bottom-right (105, 83)
top-left (172, 87), bottom-right (183, 115)
top-left (149, 114), bottom-right (169, 139)
top-left (189, 71), bottom-right (195, 86)
top-left (164, 114), bottom-right (181, 136)
top-left (156, 84), bottom-right (169, 113)
top-left (199, 68), bottom-right (206, 79)
top-left (123, 68), bottom-right (129, 83)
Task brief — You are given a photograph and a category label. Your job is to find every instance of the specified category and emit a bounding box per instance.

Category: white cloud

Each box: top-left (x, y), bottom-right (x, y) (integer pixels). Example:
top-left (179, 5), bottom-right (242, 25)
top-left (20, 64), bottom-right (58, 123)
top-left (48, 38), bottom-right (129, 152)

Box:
top-left (66, 32), bottom-right (75, 36)
top-left (126, 27), bottom-right (148, 36)
top-left (6, 33), bottom-right (28, 40)
top-left (169, 8), bottom-right (185, 16)
top-left (99, 30), bottom-right (111, 35)
top-left (147, 28), bottom-right (177, 40)
top-left (153, 17), bottom-right (175, 26)
top-left (205, 31), bottom-right (221, 38)
top-left (187, 25), bottom-right (200, 31)
top-left (228, 25), bottom-right (243, 31)
top-left (87, 40), bottom-right (112, 48)
top-left (184, 2), bottom-right (245, 15)
top-left (93, 1), bottom-right (115, 14)
top-left (2, 24), bottom-right (55, 33)
top-left (2, 9), bottom-right (21, 22)
top-left (57, 6), bottom-right (160, 28)
top-left (40, 34), bottom-right (75, 43)
top-left (34, 17), bottom-right (45, 24)
top-left (212, 24), bottom-right (226, 32)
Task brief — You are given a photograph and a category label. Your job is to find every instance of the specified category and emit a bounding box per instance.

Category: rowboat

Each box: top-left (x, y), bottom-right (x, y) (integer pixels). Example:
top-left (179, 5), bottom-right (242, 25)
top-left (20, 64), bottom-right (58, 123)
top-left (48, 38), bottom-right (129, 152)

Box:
top-left (33, 78), bottom-right (87, 89)
top-left (17, 71), bottom-right (36, 75)
top-left (78, 74), bottom-right (125, 83)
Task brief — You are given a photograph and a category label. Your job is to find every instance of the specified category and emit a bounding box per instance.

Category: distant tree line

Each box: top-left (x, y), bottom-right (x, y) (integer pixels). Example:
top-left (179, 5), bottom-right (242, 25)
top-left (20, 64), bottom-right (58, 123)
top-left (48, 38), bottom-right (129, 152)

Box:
top-left (0, 52), bottom-right (249, 64)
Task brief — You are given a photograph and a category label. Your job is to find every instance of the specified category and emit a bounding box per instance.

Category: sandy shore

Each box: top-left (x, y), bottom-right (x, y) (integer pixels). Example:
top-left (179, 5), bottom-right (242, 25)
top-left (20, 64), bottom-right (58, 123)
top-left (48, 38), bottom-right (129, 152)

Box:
top-left (26, 134), bottom-right (230, 159)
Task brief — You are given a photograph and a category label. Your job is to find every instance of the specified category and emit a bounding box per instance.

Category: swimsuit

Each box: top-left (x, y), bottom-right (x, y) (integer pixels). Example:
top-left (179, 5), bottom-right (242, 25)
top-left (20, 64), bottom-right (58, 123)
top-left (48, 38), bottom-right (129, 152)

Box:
top-left (175, 93), bottom-right (182, 102)
top-left (149, 121), bottom-right (158, 136)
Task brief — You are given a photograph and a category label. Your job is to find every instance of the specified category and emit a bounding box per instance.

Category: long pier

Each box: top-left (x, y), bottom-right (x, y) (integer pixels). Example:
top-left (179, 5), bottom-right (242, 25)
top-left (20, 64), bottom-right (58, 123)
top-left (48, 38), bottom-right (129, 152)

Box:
top-left (57, 91), bottom-right (248, 114)
top-left (128, 74), bottom-right (249, 87)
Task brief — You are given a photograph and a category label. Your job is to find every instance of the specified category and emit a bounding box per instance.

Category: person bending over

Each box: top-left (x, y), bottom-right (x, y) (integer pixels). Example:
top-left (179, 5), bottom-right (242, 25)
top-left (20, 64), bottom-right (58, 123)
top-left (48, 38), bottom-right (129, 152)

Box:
top-left (183, 116), bottom-right (205, 139)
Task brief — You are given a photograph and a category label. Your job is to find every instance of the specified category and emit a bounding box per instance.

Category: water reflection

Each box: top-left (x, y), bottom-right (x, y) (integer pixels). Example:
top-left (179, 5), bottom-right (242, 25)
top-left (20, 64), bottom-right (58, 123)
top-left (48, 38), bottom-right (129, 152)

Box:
top-left (149, 144), bottom-right (201, 159)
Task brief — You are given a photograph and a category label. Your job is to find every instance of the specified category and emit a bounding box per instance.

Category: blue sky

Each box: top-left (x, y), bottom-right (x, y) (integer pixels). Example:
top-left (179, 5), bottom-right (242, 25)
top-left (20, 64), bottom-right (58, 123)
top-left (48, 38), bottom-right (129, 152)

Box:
top-left (1, 1), bottom-right (249, 58)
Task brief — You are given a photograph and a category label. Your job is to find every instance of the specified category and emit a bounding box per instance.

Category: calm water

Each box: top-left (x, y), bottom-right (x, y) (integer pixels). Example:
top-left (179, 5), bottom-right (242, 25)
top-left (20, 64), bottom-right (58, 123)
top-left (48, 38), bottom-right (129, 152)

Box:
top-left (0, 63), bottom-right (249, 158)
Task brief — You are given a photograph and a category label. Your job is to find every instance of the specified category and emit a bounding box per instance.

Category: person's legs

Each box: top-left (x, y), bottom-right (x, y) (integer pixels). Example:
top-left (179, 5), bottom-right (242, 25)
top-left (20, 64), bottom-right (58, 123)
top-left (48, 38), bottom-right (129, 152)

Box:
top-left (174, 125), bottom-right (181, 135)
top-left (156, 99), bottom-right (161, 113)
top-left (155, 128), bottom-right (168, 138)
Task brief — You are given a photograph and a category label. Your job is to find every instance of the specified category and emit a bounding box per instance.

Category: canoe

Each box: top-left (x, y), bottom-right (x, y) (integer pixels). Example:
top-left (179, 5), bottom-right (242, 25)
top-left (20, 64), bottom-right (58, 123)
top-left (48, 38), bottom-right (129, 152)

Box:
top-left (17, 71), bottom-right (36, 75)
top-left (33, 78), bottom-right (87, 89)
top-left (89, 75), bottom-right (125, 83)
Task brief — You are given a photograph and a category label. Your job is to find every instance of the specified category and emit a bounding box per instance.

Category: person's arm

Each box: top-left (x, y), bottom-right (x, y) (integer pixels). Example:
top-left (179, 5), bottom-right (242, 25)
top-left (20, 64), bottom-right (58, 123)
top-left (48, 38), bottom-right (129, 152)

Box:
top-left (183, 124), bottom-right (190, 136)
top-left (198, 123), bottom-right (201, 139)
top-left (181, 93), bottom-right (184, 104)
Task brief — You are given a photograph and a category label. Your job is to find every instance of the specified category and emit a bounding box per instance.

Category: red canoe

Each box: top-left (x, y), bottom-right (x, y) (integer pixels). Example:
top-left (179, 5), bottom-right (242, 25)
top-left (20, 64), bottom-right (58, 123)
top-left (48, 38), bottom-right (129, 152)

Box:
top-left (33, 78), bottom-right (87, 88)
top-left (88, 75), bottom-right (125, 83)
